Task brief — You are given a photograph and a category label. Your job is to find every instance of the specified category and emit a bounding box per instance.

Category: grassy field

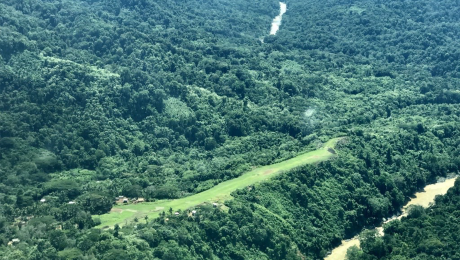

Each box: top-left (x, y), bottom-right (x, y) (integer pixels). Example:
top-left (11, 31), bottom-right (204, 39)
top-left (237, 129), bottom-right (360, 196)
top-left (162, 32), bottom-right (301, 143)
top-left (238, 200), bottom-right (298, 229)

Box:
top-left (94, 137), bottom-right (342, 228)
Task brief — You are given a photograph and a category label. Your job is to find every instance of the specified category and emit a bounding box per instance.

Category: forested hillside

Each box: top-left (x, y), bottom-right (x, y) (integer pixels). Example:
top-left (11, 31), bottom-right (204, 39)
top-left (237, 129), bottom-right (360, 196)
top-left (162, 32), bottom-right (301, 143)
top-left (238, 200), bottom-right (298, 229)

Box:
top-left (348, 178), bottom-right (460, 260)
top-left (1, 0), bottom-right (460, 259)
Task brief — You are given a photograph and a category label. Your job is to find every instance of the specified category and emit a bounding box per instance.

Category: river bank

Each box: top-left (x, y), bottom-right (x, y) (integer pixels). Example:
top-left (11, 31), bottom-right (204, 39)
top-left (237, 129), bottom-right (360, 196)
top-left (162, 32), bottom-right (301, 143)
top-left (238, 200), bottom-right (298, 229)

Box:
top-left (325, 177), bottom-right (458, 260)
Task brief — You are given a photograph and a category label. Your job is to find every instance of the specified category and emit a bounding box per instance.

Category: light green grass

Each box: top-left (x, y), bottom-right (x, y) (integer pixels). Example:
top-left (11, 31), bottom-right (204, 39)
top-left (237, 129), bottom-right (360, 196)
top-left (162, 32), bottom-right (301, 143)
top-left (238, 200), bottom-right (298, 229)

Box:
top-left (94, 137), bottom-right (342, 228)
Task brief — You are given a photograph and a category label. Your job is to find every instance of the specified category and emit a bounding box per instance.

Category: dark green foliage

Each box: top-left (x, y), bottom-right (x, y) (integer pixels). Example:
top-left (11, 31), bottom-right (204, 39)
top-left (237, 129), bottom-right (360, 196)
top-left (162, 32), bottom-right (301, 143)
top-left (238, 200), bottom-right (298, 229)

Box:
top-left (102, 249), bottom-right (129, 260)
top-left (153, 185), bottom-right (180, 199)
top-left (1, 0), bottom-right (460, 259)
top-left (57, 248), bottom-right (84, 260)
top-left (359, 230), bottom-right (388, 259)
top-left (122, 185), bottom-right (143, 199)
top-left (43, 179), bottom-right (81, 199)
top-left (48, 230), bottom-right (67, 251)
top-left (354, 179), bottom-right (460, 259)
top-left (79, 193), bottom-right (113, 215)
top-left (406, 205), bottom-right (426, 219)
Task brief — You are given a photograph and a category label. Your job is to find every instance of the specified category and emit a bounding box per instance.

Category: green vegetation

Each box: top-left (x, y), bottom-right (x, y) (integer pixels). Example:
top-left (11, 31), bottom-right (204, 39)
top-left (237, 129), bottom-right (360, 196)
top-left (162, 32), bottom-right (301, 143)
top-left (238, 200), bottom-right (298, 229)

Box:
top-left (97, 137), bottom-right (340, 227)
top-left (348, 178), bottom-right (460, 260)
top-left (1, 0), bottom-right (460, 259)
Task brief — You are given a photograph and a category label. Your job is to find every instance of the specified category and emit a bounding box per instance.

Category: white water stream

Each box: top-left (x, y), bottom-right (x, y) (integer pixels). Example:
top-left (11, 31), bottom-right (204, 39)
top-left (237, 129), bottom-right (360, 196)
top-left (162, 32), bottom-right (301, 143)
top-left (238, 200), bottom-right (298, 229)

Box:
top-left (270, 2), bottom-right (287, 35)
top-left (325, 177), bottom-right (458, 260)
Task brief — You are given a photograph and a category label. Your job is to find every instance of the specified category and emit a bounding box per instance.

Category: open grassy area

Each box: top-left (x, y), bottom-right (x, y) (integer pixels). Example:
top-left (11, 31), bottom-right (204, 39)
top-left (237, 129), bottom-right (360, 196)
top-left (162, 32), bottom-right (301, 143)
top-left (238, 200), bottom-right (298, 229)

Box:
top-left (94, 137), bottom-right (342, 228)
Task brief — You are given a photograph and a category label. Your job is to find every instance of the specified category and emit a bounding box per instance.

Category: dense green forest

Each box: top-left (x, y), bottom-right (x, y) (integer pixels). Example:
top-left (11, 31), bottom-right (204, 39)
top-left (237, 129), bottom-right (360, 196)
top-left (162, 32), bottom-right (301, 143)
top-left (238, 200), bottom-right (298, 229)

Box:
top-left (1, 0), bottom-right (460, 259)
top-left (348, 178), bottom-right (460, 260)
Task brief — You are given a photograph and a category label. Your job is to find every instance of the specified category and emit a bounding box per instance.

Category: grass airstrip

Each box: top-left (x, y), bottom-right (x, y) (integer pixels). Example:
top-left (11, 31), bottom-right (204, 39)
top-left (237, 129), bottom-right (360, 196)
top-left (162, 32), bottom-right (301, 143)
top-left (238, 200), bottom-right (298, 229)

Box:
top-left (95, 137), bottom-right (342, 228)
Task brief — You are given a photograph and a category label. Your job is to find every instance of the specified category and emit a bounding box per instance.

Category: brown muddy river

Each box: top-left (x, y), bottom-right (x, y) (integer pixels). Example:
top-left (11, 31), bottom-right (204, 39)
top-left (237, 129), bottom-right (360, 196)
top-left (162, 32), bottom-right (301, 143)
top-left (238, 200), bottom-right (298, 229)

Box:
top-left (324, 177), bottom-right (457, 260)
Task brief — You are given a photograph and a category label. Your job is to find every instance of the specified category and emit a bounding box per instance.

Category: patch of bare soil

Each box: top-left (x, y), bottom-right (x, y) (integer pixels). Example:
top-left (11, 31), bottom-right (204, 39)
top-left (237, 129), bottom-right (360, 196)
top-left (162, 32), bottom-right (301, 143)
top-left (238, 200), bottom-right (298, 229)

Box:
top-left (263, 169), bottom-right (275, 175)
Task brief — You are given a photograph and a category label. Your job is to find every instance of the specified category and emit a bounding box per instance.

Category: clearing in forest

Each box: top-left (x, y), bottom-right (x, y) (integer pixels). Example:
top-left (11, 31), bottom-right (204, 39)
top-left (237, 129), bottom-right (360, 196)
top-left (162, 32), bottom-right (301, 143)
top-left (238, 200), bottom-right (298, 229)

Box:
top-left (95, 137), bottom-right (342, 228)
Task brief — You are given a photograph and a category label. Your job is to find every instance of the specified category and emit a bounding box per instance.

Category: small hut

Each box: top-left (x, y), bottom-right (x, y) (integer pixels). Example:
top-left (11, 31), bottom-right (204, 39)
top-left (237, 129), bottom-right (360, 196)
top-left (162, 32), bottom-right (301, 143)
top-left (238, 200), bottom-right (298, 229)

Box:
top-left (116, 196), bottom-right (126, 204)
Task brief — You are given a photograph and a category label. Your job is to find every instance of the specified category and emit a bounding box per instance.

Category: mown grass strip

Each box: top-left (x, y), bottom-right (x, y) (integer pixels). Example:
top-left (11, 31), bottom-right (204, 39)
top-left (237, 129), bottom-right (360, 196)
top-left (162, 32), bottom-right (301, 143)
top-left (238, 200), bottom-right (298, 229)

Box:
top-left (95, 137), bottom-right (342, 228)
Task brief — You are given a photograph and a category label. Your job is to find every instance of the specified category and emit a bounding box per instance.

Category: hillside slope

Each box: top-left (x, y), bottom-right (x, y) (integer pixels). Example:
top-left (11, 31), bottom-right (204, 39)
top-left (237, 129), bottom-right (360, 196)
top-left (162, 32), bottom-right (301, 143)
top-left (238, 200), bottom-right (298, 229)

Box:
top-left (0, 0), bottom-right (460, 259)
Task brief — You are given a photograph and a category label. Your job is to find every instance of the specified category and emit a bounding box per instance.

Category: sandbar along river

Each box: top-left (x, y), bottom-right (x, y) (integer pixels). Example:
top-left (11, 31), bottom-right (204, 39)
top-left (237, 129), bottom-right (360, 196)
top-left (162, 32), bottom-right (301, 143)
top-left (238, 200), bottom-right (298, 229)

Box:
top-left (270, 2), bottom-right (287, 35)
top-left (324, 177), bottom-right (458, 260)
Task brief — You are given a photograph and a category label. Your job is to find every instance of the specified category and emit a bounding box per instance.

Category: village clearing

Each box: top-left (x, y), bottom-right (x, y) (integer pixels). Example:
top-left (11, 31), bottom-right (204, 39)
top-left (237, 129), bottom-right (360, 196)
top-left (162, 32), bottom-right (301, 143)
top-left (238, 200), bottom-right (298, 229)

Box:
top-left (94, 137), bottom-right (342, 228)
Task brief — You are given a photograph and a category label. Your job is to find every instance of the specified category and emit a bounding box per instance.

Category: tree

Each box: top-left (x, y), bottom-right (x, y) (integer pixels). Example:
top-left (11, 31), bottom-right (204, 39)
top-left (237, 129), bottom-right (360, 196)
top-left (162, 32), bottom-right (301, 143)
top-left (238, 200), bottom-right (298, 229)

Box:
top-left (57, 248), bottom-right (84, 260)
top-left (406, 205), bottom-right (425, 219)
top-left (346, 246), bottom-right (364, 260)
top-left (80, 193), bottom-right (113, 215)
top-left (359, 230), bottom-right (387, 258)
top-left (122, 185), bottom-right (142, 198)
top-left (48, 230), bottom-right (67, 251)
top-left (114, 224), bottom-right (120, 238)
top-left (102, 249), bottom-right (128, 260)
